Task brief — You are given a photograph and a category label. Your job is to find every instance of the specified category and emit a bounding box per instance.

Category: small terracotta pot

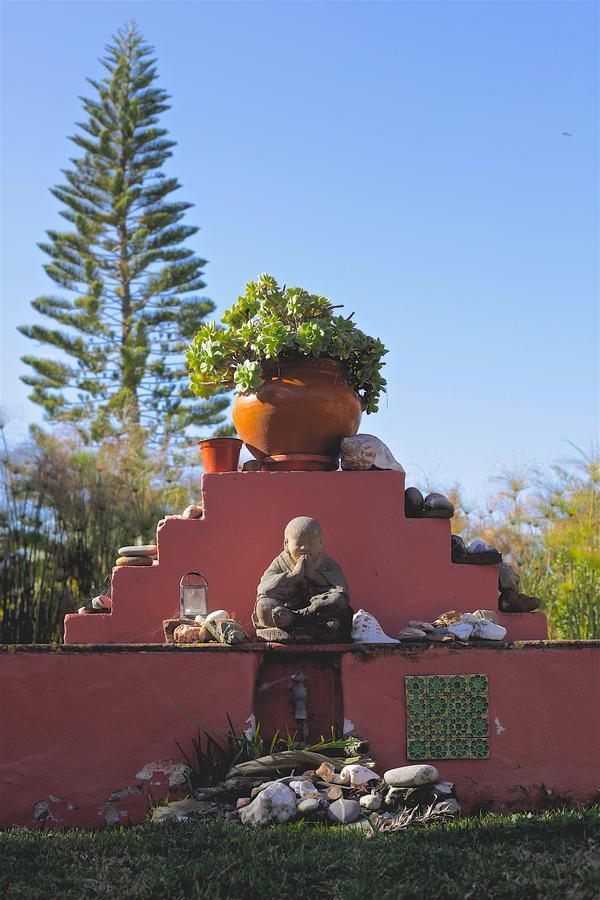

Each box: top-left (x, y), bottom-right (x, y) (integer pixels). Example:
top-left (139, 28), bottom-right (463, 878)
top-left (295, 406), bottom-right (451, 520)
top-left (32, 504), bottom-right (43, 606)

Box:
top-left (198, 438), bottom-right (243, 473)
top-left (232, 357), bottom-right (361, 470)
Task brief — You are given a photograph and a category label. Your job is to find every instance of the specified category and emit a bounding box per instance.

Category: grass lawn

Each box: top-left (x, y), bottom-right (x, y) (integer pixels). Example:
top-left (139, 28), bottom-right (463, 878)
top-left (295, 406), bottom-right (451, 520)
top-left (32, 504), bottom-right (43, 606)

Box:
top-left (1, 808), bottom-right (599, 899)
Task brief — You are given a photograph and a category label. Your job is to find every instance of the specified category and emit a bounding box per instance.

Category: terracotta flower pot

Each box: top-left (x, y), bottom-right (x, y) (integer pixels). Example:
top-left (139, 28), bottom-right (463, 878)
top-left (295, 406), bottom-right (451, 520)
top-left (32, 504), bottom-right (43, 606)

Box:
top-left (198, 438), bottom-right (243, 473)
top-left (232, 357), bottom-right (361, 471)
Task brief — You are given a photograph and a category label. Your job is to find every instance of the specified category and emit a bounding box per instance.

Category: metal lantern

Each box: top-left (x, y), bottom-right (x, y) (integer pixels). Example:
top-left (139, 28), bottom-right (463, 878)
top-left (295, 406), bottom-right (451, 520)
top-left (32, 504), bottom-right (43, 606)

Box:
top-left (180, 571), bottom-right (208, 620)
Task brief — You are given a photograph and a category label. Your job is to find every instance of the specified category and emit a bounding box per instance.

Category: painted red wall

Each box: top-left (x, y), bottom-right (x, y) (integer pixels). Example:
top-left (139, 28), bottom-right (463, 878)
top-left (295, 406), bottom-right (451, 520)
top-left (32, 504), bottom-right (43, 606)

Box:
top-left (1, 643), bottom-right (597, 827)
top-left (63, 471), bottom-right (547, 644)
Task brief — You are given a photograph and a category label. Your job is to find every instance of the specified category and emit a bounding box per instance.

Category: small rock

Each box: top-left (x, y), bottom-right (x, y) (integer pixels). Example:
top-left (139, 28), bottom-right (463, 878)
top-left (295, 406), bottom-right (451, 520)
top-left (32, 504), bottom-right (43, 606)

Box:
top-left (352, 609), bottom-right (399, 644)
top-left (339, 765), bottom-right (379, 787)
top-left (327, 798), bottom-right (362, 824)
top-left (384, 765), bottom-right (439, 787)
top-left (432, 781), bottom-right (455, 796)
top-left (468, 538), bottom-right (492, 553)
top-left (289, 780), bottom-right (320, 799)
top-left (115, 556), bottom-right (153, 567)
top-left (117, 544), bottom-right (157, 557)
top-left (434, 610), bottom-right (461, 627)
top-left (239, 782), bottom-right (297, 826)
top-left (422, 492), bottom-right (454, 519)
top-left (340, 434), bottom-right (404, 472)
top-left (315, 762), bottom-right (337, 783)
top-left (91, 594), bottom-right (111, 610)
top-left (398, 627), bottom-right (428, 640)
top-left (297, 798), bottom-right (320, 815)
top-left (151, 799), bottom-right (213, 823)
top-left (360, 794), bottom-right (382, 811)
top-left (182, 505), bottom-right (203, 519)
top-left (499, 589), bottom-right (540, 612)
top-left (498, 562), bottom-right (520, 592)
top-left (236, 798), bottom-right (251, 809)
top-left (408, 620), bottom-right (435, 633)
top-left (433, 798), bottom-right (460, 817)
top-left (447, 622), bottom-right (473, 641)
top-left (173, 624), bottom-right (207, 643)
top-left (474, 609), bottom-right (499, 623)
top-left (404, 487), bottom-right (424, 517)
top-left (325, 785), bottom-right (343, 801)
top-left (472, 619), bottom-right (507, 641)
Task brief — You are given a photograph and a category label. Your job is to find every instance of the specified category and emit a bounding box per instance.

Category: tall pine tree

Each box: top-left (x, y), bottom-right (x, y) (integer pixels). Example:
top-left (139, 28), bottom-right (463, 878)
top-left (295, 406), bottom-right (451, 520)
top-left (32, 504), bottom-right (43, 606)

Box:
top-left (20, 22), bottom-right (229, 446)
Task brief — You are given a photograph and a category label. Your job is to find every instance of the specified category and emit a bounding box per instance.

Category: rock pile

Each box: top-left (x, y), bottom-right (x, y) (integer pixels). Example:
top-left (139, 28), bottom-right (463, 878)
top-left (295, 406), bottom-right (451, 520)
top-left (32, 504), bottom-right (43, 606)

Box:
top-left (351, 609), bottom-right (507, 643)
top-left (115, 544), bottom-right (157, 567)
top-left (152, 751), bottom-right (460, 832)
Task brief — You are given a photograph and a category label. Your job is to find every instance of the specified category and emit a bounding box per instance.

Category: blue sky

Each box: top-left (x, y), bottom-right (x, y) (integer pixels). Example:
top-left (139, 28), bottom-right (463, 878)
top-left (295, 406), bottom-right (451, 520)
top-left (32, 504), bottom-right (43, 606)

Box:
top-left (1, 0), bottom-right (598, 501)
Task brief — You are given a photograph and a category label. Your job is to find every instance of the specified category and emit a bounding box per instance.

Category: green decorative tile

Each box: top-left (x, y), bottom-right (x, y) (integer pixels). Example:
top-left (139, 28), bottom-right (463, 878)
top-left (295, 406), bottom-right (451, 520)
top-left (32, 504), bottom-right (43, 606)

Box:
top-left (405, 675), bottom-right (490, 760)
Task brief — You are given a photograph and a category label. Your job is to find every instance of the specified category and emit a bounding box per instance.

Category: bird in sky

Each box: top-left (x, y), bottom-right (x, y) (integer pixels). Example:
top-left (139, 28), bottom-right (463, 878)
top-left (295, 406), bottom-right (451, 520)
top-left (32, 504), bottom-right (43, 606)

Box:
top-left (562, 131), bottom-right (573, 137)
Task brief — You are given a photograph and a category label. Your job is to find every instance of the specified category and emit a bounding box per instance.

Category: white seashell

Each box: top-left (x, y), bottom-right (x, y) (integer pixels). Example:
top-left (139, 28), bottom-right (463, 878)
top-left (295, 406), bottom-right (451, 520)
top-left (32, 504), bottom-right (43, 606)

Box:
top-left (340, 764), bottom-right (379, 787)
top-left (384, 765), bottom-right (439, 787)
top-left (360, 793), bottom-right (382, 811)
top-left (327, 798), bottom-right (362, 824)
top-left (447, 622), bottom-right (473, 640)
top-left (205, 609), bottom-right (229, 624)
top-left (472, 619), bottom-right (507, 641)
top-left (352, 609), bottom-right (399, 644)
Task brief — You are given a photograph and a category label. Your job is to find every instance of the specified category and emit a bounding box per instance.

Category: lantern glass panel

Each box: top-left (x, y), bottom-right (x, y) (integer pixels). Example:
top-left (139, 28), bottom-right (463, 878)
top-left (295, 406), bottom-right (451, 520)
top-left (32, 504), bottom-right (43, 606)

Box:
top-left (180, 573), bottom-right (208, 619)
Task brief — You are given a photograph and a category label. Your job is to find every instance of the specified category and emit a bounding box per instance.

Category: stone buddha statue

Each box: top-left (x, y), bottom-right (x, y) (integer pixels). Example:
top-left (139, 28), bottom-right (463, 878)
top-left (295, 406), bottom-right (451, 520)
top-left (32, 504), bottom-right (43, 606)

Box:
top-left (253, 516), bottom-right (353, 642)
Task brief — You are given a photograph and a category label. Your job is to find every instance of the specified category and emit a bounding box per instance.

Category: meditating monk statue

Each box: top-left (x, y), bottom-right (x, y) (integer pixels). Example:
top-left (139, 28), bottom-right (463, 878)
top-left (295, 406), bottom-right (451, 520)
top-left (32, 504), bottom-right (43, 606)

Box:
top-left (253, 516), bottom-right (353, 642)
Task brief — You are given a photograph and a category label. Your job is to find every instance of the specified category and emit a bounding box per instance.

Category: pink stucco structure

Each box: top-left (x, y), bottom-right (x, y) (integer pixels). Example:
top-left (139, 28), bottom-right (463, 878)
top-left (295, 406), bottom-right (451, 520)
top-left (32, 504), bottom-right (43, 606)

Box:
top-left (64, 471), bottom-right (548, 644)
top-left (1, 642), bottom-right (598, 827)
top-left (4, 470), bottom-right (594, 830)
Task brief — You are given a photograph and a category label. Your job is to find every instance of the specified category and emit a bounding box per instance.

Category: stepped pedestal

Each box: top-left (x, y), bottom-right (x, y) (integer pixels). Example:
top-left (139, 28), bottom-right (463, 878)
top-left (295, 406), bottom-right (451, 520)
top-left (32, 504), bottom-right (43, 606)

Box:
top-left (64, 471), bottom-right (547, 644)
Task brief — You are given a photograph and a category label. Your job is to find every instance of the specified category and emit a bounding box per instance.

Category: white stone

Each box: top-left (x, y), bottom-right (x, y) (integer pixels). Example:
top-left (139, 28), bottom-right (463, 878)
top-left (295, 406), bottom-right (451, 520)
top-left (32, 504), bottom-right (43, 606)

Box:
top-left (433, 798), bottom-right (460, 817)
top-left (205, 609), bottom-right (229, 624)
top-left (297, 798), bottom-right (320, 815)
top-left (384, 765), bottom-right (439, 787)
top-left (352, 609), bottom-right (399, 644)
top-left (360, 794), bottom-right (382, 811)
top-left (327, 798), bottom-right (362, 824)
top-left (289, 779), bottom-right (320, 799)
top-left (340, 764), bottom-right (379, 787)
top-left (433, 781), bottom-right (455, 795)
top-left (472, 619), bottom-right (507, 641)
top-left (239, 782), bottom-right (297, 826)
top-left (447, 622), bottom-right (473, 640)
top-left (340, 435), bottom-right (405, 472)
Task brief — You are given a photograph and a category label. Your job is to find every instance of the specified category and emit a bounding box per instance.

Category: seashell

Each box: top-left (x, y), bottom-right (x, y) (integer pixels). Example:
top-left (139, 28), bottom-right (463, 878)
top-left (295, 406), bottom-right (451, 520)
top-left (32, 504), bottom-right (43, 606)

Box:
top-left (352, 609), bottom-right (399, 644)
top-left (340, 764), bottom-right (380, 787)
top-left (472, 619), bottom-right (507, 641)
top-left (327, 798), bottom-right (362, 824)
top-left (360, 793), bottom-right (382, 811)
top-left (205, 609), bottom-right (229, 624)
top-left (384, 765), bottom-right (439, 787)
top-left (447, 622), bottom-right (473, 641)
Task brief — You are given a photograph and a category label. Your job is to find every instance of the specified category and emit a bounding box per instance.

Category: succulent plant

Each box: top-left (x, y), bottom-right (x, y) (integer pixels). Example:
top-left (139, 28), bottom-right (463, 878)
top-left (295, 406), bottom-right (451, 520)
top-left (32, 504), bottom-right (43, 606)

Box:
top-left (187, 274), bottom-right (387, 413)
